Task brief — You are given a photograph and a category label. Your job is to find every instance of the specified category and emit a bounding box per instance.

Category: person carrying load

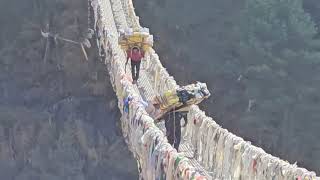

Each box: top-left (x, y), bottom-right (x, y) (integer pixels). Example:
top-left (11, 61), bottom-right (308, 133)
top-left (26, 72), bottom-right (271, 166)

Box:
top-left (118, 27), bottom-right (153, 84)
top-left (152, 81), bottom-right (211, 120)
top-left (163, 110), bottom-right (188, 150)
top-left (144, 98), bottom-right (185, 150)
top-left (126, 46), bottom-right (145, 83)
top-left (145, 81), bottom-right (211, 151)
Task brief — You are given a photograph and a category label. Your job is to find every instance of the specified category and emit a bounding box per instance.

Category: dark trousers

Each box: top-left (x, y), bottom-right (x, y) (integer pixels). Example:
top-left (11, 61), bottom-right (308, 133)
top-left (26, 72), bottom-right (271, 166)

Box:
top-left (131, 60), bottom-right (141, 81)
top-left (164, 112), bottom-right (182, 150)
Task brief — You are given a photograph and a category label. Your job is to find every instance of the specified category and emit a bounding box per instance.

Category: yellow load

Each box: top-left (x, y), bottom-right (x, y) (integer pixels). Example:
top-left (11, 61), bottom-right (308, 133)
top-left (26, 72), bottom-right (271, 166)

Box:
top-left (152, 82), bottom-right (211, 120)
top-left (155, 90), bottom-right (180, 110)
top-left (118, 28), bottom-right (153, 53)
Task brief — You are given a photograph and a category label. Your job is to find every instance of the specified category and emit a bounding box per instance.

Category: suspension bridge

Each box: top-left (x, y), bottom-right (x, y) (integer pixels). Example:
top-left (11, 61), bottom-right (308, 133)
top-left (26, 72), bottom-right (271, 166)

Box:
top-left (89, 0), bottom-right (319, 179)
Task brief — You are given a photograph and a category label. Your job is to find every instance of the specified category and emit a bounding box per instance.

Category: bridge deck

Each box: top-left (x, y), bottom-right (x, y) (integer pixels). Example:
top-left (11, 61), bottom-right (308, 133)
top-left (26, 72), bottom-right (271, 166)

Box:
top-left (136, 69), bottom-right (212, 178)
top-left (93, 0), bottom-right (319, 179)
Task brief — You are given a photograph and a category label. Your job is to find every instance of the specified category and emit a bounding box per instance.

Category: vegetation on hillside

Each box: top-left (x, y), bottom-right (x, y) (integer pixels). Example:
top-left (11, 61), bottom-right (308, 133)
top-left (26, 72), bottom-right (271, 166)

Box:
top-left (0, 0), bottom-right (138, 179)
top-left (135, 0), bottom-right (320, 173)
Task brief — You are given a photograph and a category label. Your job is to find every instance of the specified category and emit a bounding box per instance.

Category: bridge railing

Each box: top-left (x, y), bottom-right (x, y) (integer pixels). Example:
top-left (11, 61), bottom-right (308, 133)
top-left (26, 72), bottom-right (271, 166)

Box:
top-left (123, 0), bottom-right (319, 179)
top-left (186, 106), bottom-right (320, 179)
top-left (90, 0), bottom-right (209, 179)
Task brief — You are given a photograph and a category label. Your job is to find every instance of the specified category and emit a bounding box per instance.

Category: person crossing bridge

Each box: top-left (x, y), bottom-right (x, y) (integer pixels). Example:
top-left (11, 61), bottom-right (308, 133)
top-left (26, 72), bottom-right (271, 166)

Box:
top-left (126, 46), bottom-right (145, 83)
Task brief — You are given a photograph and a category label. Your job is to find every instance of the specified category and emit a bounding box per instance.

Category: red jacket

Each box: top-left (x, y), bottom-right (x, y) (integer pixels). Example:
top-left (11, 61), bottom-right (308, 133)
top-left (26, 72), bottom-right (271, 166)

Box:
top-left (127, 50), bottom-right (144, 62)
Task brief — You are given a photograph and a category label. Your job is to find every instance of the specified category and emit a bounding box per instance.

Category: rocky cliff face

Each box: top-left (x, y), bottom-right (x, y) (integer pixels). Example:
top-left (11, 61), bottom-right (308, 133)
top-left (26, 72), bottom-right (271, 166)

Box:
top-left (0, 0), bottom-right (138, 179)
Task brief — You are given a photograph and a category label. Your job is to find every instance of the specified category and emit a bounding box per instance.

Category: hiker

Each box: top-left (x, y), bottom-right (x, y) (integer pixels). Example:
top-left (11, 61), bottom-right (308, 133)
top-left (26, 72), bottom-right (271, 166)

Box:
top-left (126, 46), bottom-right (145, 83)
top-left (163, 111), bottom-right (187, 150)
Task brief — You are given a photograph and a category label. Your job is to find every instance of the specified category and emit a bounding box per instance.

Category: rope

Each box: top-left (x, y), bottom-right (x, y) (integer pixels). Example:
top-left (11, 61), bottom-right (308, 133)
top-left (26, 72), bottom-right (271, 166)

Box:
top-left (127, 0), bottom-right (140, 31)
top-left (88, 0), bottom-right (91, 29)
top-left (154, 67), bottom-right (159, 90)
top-left (119, 39), bottom-right (150, 46)
top-left (43, 35), bottom-right (49, 63)
top-left (81, 43), bottom-right (89, 61)
top-left (173, 107), bottom-right (176, 149)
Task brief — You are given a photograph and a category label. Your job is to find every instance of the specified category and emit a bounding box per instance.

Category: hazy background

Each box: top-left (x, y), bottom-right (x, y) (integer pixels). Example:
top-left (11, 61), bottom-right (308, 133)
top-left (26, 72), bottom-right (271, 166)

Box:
top-left (0, 0), bottom-right (319, 178)
top-left (0, 0), bottom-right (138, 179)
top-left (135, 0), bottom-right (320, 174)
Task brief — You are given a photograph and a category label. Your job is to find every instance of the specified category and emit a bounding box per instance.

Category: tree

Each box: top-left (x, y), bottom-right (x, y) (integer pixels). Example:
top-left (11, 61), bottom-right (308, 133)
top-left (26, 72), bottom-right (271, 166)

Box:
top-left (242, 0), bottom-right (317, 53)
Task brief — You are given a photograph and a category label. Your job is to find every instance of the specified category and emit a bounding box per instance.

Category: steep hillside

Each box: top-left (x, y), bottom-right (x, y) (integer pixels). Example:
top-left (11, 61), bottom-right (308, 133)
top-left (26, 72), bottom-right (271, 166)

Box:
top-left (0, 0), bottom-right (138, 179)
top-left (135, 0), bottom-right (320, 173)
